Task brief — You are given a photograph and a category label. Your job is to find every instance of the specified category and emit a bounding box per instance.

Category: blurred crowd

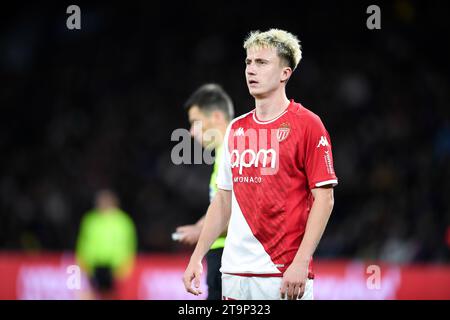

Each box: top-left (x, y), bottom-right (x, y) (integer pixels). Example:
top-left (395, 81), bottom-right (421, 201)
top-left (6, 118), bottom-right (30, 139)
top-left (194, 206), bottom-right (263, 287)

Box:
top-left (1, 1), bottom-right (449, 263)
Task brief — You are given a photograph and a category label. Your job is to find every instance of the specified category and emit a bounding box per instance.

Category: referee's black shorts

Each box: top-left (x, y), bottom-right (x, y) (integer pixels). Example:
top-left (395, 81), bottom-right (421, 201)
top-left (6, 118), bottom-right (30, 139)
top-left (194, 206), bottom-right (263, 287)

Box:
top-left (205, 248), bottom-right (223, 300)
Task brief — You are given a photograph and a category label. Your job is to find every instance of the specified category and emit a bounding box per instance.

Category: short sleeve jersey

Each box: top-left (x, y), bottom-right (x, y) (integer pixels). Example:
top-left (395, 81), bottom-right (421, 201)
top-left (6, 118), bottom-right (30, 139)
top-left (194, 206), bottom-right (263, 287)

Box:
top-left (216, 100), bottom-right (338, 277)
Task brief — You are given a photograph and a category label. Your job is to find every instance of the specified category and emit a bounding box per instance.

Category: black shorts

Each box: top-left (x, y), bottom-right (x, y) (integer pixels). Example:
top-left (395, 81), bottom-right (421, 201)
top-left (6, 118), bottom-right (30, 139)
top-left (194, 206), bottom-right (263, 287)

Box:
top-left (206, 248), bottom-right (223, 300)
top-left (90, 266), bottom-right (115, 292)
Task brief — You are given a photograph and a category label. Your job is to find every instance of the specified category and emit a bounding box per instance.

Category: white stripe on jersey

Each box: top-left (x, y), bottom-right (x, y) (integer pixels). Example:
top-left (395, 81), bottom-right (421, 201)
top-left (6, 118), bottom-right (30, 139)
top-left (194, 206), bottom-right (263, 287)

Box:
top-left (220, 192), bottom-right (281, 275)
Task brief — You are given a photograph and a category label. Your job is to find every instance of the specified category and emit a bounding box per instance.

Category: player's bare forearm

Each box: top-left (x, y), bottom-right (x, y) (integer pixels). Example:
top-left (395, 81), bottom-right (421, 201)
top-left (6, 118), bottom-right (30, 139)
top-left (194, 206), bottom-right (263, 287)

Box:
top-left (183, 191), bottom-right (230, 296)
top-left (195, 215), bottom-right (228, 237)
top-left (190, 189), bottom-right (231, 262)
top-left (292, 186), bottom-right (334, 266)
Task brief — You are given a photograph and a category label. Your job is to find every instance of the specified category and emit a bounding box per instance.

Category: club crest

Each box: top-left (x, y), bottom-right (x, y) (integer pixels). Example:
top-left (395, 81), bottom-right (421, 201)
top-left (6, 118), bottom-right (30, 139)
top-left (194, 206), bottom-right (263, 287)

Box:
top-left (277, 122), bottom-right (290, 142)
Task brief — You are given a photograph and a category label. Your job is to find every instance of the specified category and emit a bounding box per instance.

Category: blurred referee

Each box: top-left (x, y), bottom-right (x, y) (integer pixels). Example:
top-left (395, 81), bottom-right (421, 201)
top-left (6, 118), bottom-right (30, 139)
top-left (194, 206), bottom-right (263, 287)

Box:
top-left (175, 84), bottom-right (234, 300)
top-left (76, 189), bottom-right (137, 299)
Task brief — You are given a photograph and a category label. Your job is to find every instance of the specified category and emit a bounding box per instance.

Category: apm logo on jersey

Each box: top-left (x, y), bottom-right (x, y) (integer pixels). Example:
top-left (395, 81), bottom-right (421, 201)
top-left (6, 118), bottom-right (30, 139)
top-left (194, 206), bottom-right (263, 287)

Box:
top-left (229, 127), bottom-right (280, 178)
top-left (230, 148), bottom-right (277, 175)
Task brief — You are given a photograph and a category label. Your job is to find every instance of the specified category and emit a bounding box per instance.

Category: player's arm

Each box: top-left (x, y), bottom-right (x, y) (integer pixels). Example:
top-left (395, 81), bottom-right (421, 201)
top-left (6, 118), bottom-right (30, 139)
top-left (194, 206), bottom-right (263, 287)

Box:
top-left (281, 185), bottom-right (335, 299)
top-left (281, 114), bottom-right (337, 299)
top-left (295, 185), bottom-right (334, 263)
top-left (183, 188), bottom-right (231, 295)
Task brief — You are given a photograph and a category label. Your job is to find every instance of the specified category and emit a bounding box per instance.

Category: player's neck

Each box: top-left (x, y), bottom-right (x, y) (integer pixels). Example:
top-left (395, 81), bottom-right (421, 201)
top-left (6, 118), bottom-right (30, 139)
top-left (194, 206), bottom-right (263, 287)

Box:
top-left (254, 91), bottom-right (290, 121)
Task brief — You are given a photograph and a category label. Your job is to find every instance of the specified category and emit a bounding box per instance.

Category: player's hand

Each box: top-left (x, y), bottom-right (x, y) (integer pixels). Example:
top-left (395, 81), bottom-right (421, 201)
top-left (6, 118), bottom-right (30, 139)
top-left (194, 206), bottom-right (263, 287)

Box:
top-left (280, 261), bottom-right (309, 300)
top-left (183, 259), bottom-right (203, 296)
top-left (176, 224), bottom-right (201, 245)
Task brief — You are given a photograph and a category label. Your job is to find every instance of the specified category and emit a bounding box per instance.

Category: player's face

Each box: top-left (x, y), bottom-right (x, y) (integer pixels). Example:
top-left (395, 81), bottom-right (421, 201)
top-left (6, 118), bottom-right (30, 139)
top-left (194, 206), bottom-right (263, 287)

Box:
top-left (245, 46), bottom-right (288, 98)
top-left (188, 106), bottom-right (214, 148)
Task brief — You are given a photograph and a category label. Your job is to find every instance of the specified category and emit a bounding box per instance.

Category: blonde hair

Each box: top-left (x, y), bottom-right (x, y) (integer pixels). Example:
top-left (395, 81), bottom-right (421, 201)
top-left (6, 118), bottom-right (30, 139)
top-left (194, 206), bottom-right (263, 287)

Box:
top-left (243, 29), bottom-right (302, 71)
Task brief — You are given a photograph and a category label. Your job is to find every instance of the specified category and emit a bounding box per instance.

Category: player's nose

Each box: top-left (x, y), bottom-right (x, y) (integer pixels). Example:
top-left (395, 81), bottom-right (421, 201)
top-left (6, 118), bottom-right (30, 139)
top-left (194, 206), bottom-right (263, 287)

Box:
top-left (246, 64), bottom-right (256, 76)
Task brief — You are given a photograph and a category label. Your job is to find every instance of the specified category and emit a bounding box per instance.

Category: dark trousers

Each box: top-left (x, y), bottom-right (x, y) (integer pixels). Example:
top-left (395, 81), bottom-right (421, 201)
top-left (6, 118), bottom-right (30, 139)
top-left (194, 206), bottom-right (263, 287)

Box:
top-left (206, 248), bottom-right (223, 300)
top-left (91, 266), bottom-right (114, 292)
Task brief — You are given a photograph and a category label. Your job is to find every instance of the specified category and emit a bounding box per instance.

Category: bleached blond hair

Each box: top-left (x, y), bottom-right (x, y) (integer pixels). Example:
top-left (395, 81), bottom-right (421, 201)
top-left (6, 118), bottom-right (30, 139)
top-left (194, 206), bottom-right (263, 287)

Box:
top-left (243, 29), bottom-right (302, 71)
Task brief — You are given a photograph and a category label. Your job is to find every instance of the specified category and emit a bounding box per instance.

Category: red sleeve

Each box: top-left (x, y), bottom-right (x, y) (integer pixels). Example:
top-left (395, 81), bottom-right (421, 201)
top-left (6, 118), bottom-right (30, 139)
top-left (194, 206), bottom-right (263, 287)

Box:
top-left (303, 115), bottom-right (338, 189)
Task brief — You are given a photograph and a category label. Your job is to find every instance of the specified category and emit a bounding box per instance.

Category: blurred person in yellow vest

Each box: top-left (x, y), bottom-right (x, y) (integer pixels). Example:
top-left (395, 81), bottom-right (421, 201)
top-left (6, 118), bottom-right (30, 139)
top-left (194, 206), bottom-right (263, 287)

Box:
top-left (76, 189), bottom-right (137, 299)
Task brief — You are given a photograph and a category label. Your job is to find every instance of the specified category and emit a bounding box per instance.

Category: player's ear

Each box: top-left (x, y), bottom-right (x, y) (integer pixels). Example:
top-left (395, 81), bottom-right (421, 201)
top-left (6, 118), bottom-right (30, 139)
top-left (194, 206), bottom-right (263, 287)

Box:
top-left (281, 67), bottom-right (292, 83)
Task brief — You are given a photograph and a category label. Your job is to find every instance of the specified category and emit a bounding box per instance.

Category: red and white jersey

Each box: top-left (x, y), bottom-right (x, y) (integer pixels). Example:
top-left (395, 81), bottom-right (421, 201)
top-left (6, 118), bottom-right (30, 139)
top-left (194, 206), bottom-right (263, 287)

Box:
top-left (216, 100), bottom-right (338, 277)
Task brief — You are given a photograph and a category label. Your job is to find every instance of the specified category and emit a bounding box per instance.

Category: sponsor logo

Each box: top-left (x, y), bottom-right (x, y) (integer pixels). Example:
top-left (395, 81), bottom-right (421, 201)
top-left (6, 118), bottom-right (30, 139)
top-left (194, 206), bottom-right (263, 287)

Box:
top-left (317, 136), bottom-right (329, 148)
top-left (324, 150), bottom-right (335, 174)
top-left (230, 148), bottom-right (277, 175)
top-left (233, 176), bottom-right (262, 184)
top-left (234, 127), bottom-right (245, 137)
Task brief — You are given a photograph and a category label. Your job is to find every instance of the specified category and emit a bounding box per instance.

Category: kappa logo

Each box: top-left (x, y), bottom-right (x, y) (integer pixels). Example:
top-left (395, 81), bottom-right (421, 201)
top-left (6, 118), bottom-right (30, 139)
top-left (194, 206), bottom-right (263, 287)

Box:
top-left (317, 136), bottom-right (329, 148)
top-left (234, 127), bottom-right (245, 137)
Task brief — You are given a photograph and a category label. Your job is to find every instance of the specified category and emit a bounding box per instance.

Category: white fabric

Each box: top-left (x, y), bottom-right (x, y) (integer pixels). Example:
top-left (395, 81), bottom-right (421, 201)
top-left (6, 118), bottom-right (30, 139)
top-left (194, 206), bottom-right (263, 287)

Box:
top-left (222, 274), bottom-right (314, 300)
top-left (216, 112), bottom-right (252, 191)
top-left (219, 192), bottom-right (281, 275)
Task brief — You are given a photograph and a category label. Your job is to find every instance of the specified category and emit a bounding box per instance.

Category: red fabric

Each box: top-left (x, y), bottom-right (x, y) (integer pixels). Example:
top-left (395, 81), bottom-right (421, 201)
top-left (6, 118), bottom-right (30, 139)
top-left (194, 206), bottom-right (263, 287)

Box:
top-left (228, 101), bottom-right (337, 276)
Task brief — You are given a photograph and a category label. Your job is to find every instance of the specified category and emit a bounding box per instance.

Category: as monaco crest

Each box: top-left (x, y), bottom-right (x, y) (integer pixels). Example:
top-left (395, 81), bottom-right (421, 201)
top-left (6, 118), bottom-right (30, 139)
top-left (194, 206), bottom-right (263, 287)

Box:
top-left (277, 122), bottom-right (290, 142)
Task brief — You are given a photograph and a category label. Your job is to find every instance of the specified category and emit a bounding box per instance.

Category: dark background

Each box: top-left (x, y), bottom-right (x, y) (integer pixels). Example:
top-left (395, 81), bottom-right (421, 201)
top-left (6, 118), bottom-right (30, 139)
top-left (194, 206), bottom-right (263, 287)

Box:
top-left (1, 0), bottom-right (449, 263)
